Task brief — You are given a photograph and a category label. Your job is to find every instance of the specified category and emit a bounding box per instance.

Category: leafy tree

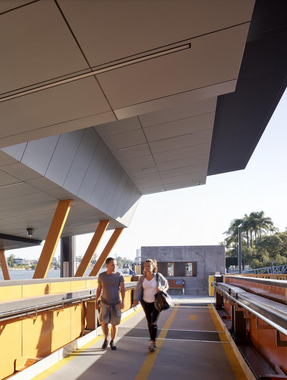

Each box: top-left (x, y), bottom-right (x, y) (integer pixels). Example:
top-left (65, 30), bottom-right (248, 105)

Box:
top-left (7, 254), bottom-right (15, 268)
top-left (223, 212), bottom-right (287, 270)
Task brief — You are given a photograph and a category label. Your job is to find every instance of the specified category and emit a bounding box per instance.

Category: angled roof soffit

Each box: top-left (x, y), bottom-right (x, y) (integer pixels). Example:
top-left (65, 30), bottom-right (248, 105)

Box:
top-left (208, 0), bottom-right (287, 175)
top-left (0, 0), bottom-right (258, 241)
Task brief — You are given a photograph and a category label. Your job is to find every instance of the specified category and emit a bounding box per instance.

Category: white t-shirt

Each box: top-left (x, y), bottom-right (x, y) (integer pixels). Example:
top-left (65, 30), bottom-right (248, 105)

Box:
top-left (143, 277), bottom-right (157, 303)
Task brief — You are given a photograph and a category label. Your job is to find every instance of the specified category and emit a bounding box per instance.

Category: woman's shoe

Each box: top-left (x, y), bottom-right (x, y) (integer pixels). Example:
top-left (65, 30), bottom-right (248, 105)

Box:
top-left (148, 341), bottom-right (156, 352)
top-left (102, 339), bottom-right (108, 349)
top-left (110, 340), bottom-right (117, 350)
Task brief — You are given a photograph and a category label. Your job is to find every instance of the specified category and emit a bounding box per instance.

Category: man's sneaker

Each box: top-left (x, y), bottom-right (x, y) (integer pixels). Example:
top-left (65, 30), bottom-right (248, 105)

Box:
top-left (102, 339), bottom-right (108, 349)
top-left (110, 340), bottom-right (117, 350)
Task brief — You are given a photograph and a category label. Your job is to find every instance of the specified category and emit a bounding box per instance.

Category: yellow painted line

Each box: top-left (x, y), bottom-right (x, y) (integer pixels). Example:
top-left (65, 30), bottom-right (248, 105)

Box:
top-left (189, 314), bottom-right (198, 321)
top-left (208, 305), bottom-right (247, 380)
top-left (135, 306), bottom-right (179, 380)
top-left (31, 308), bottom-right (143, 380)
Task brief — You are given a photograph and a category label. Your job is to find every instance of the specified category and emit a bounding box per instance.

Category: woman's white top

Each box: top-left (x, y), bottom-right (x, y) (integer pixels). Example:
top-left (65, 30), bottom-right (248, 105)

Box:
top-left (143, 276), bottom-right (157, 303)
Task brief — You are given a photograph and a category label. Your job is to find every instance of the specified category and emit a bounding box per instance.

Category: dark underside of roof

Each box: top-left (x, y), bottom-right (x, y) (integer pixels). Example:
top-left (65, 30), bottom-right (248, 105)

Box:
top-left (208, 0), bottom-right (287, 176)
top-left (0, 233), bottom-right (42, 251)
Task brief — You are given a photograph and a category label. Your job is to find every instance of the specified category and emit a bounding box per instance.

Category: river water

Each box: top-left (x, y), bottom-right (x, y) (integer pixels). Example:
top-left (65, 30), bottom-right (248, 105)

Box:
top-left (0, 269), bottom-right (62, 281)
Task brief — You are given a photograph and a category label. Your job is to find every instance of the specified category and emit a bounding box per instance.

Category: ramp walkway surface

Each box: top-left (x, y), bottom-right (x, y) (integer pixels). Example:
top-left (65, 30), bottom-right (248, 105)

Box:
top-left (30, 296), bottom-right (248, 380)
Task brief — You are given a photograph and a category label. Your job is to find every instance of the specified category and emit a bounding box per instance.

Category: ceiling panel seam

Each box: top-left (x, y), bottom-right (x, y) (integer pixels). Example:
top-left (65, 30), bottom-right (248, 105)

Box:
top-left (43, 135), bottom-right (61, 177)
top-left (87, 150), bottom-right (116, 206)
top-left (0, 0), bottom-right (39, 16)
top-left (89, 22), bottom-right (252, 70)
top-left (74, 133), bottom-right (101, 198)
top-left (0, 20), bottom-right (245, 104)
top-left (131, 162), bottom-right (209, 179)
top-left (55, 0), bottom-right (125, 122)
top-left (114, 79), bottom-right (238, 112)
top-left (62, 128), bottom-right (87, 188)
top-left (54, 0), bottom-right (92, 70)
top-left (151, 139), bottom-right (213, 157)
top-left (137, 116), bottom-right (165, 192)
top-left (142, 111), bottom-right (216, 130)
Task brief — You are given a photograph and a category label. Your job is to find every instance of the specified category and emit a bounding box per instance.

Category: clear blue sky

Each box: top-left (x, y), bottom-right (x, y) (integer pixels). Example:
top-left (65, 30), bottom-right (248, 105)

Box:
top-left (11, 89), bottom-right (287, 261)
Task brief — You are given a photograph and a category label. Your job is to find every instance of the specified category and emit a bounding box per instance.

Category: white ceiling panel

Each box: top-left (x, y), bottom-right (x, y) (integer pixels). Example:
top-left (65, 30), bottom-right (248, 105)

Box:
top-left (0, 77), bottom-right (111, 140)
top-left (0, 192), bottom-right (56, 210)
top-left (0, 202), bottom-right (60, 220)
top-left (0, 183), bottom-right (38, 200)
top-left (117, 154), bottom-right (154, 170)
top-left (144, 113), bottom-right (215, 142)
top-left (159, 163), bottom-right (209, 179)
top-left (45, 188), bottom-right (78, 201)
top-left (102, 129), bottom-right (146, 151)
top-left (58, 0), bottom-right (254, 67)
top-left (156, 155), bottom-right (209, 172)
top-left (97, 24), bottom-right (250, 109)
top-left (0, 170), bottom-right (21, 187)
top-left (95, 117), bottom-right (141, 137)
top-left (0, 1), bottom-right (32, 13)
top-left (0, 112), bottom-right (117, 150)
top-left (0, 0), bottom-right (89, 94)
top-left (26, 177), bottom-right (60, 192)
top-left (111, 144), bottom-right (150, 161)
top-left (136, 180), bottom-right (163, 190)
top-left (114, 80), bottom-right (236, 120)
top-left (150, 129), bottom-right (213, 154)
top-left (164, 179), bottom-right (206, 191)
top-left (153, 143), bottom-right (211, 163)
top-left (0, 150), bottom-right (18, 166)
top-left (161, 170), bottom-right (207, 186)
top-left (131, 173), bottom-right (162, 186)
top-left (139, 98), bottom-right (217, 128)
top-left (125, 165), bottom-right (158, 178)
top-left (140, 185), bottom-right (165, 195)
top-left (1, 163), bottom-right (41, 181)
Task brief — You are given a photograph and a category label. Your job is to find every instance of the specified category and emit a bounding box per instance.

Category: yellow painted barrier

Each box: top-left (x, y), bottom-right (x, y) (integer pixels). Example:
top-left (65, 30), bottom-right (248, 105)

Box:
top-left (0, 276), bottom-right (133, 379)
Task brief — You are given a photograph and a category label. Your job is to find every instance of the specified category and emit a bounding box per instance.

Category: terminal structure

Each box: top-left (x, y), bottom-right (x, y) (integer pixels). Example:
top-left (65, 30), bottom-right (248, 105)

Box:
top-left (0, 1), bottom-right (287, 379)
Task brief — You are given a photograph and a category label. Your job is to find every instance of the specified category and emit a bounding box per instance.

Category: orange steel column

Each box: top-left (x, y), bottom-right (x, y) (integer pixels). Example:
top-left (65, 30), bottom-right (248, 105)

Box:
top-left (74, 220), bottom-right (110, 277)
top-left (89, 228), bottom-right (124, 277)
top-left (0, 250), bottom-right (11, 280)
top-left (33, 200), bottom-right (72, 279)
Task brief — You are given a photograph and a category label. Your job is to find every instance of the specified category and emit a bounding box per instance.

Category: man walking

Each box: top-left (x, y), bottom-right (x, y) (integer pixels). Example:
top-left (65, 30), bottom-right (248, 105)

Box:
top-left (95, 257), bottom-right (125, 350)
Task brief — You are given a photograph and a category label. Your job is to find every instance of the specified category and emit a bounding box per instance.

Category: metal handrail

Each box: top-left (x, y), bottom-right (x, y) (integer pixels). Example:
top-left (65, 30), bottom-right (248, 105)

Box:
top-left (0, 293), bottom-right (96, 322)
top-left (213, 283), bottom-right (287, 337)
top-left (0, 282), bottom-right (137, 322)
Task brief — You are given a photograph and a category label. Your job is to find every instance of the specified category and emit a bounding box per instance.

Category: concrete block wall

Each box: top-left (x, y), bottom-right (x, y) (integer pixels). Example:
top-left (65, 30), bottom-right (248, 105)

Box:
top-left (141, 245), bottom-right (225, 295)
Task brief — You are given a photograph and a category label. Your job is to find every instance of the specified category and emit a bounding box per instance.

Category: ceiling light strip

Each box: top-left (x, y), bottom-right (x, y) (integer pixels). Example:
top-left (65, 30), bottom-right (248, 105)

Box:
top-left (0, 43), bottom-right (190, 103)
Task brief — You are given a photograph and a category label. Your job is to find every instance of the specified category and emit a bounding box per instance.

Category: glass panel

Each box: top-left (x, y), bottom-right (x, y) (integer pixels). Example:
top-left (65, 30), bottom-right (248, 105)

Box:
top-left (186, 263), bottom-right (192, 276)
top-left (167, 263), bottom-right (174, 276)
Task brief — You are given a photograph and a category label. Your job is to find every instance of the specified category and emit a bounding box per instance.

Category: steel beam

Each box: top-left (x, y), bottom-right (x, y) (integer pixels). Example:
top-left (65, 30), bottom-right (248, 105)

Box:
top-left (0, 250), bottom-right (10, 280)
top-left (89, 228), bottom-right (124, 277)
top-left (33, 200), bottom-right (72, 279)
top-left (75, 220), bottom-right (110, 277)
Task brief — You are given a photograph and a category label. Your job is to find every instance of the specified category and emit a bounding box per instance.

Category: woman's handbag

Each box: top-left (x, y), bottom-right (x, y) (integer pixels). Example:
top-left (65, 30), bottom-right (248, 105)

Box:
top-left (154, 290), bottom-right (172, 312)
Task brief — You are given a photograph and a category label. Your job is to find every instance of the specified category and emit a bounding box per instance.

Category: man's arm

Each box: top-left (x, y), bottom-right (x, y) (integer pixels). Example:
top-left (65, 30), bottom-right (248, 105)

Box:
top-left (95, 282), bottom-right (102, 310)
top-left (120, 281), bottom-right (125, 309)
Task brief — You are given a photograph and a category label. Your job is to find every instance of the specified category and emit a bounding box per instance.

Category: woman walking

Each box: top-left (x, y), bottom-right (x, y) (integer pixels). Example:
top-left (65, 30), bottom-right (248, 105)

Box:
top-left (133, 259), bottom-right (169, 352)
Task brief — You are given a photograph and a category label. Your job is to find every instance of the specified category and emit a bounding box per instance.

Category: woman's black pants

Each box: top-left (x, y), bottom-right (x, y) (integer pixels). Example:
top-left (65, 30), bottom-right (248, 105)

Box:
top-left (141, 300), bottom-right (160, 341)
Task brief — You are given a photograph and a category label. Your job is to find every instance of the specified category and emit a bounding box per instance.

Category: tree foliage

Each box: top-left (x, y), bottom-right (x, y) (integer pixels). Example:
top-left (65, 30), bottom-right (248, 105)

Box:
top-left (224, 212), bottom-right (286, 270)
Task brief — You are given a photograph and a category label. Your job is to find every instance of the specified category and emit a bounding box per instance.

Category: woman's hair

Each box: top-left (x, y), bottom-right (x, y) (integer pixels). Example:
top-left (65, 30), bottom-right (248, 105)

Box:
top-left (144, 258), bottom-right (158, 273)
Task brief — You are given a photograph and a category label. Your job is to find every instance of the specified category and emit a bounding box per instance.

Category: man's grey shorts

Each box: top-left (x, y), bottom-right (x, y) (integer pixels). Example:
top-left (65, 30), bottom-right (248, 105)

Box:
top-left (99, 302), bottom-right (121, 325)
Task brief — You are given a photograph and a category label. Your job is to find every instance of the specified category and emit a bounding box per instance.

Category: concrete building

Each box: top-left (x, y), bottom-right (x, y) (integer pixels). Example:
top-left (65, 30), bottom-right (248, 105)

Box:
top-left (141, 245), bottom-right (225, 295)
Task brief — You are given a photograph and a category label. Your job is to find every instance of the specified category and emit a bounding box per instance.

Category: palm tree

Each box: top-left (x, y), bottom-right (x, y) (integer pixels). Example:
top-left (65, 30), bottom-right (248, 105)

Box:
top-left (249, 211), bottom-right (274, 243)
top-left (224, 212), bottom-right (275, 248)
top-left (224, 218), bottom-right (244, 247)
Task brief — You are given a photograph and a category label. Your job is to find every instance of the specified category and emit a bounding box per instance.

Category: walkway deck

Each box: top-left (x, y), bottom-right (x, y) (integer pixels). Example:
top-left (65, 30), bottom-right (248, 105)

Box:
top-left (29, 297), bottom-right (248, 380)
